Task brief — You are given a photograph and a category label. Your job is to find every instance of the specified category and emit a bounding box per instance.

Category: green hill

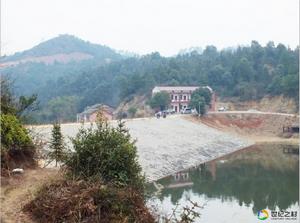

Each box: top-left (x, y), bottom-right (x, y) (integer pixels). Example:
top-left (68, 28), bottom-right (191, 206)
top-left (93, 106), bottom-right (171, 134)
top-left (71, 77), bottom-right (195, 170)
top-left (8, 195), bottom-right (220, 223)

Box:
top-left (0, 34), bottom-right (122, 63)
top-left (1, 39), bottom-right (298, 124)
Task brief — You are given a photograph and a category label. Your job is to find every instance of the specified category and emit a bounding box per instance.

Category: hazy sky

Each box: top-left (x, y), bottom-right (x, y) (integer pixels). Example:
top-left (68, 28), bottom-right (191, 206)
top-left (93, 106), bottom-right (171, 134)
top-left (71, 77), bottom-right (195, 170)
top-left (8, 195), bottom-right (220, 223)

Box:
top-left (1, 0), bottom-right (299, 56)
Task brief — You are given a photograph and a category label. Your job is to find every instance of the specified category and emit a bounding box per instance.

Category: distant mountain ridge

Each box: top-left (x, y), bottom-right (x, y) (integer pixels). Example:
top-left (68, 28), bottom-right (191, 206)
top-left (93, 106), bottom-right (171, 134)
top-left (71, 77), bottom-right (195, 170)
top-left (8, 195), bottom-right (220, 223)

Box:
top-left (0, 34), bottom-right (122, 66)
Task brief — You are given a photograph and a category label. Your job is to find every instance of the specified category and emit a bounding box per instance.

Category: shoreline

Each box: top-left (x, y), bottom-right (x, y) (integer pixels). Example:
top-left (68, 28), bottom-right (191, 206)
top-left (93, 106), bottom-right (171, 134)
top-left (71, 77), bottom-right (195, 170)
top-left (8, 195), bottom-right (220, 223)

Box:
top-left (184, 115), bottom-right (299, 146)
top-left (244, 136), bottom-right (298, 145)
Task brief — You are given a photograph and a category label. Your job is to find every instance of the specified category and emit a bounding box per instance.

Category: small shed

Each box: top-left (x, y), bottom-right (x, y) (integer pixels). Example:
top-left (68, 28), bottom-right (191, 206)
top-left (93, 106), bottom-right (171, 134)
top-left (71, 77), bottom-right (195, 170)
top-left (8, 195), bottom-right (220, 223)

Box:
top-left (77, 104), bottom-right (114, 122)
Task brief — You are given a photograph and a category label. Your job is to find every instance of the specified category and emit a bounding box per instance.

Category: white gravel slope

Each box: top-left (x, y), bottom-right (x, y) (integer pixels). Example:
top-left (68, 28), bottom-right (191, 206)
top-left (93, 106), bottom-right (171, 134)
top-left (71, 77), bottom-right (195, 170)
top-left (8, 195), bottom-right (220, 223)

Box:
top-left (32, 115), bottom-right (253, 181)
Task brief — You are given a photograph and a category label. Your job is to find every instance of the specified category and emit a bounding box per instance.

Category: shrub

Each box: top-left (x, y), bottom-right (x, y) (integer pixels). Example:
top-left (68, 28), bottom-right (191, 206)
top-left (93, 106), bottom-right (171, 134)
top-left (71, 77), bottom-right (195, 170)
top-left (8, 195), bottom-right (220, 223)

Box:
top-left (23, 179), bottom-right (155, 223)
top-left (65, 114), bottom-right (145, 189)
top-left (128, 106), bottom-right (137, 118)
top-left (0, 114), bottom-right (32, 149)
top-left (0, 114), bottom-right (36, 171)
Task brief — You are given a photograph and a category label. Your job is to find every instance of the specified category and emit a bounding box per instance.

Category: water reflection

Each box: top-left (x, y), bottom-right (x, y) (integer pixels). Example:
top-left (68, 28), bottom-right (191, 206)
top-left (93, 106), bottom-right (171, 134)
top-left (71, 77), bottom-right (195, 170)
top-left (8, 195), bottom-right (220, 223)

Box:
top-left (153, 144), bottom-right (299, 217)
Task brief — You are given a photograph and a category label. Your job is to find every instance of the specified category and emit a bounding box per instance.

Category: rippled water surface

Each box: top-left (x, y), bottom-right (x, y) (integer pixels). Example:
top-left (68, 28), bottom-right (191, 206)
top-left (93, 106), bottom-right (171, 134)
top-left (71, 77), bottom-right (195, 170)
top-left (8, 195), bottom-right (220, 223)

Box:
top-left (148, 144), bottom-right (299, 223)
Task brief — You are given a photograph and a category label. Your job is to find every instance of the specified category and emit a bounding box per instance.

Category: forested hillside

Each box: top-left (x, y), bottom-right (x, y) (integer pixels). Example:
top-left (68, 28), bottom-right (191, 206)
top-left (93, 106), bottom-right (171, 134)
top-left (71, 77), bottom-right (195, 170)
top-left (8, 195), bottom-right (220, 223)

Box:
top-left (116, 41), bottom-right (298, 101)
top-left (0, 34), bottom-right (122, 62)
top-left (1, 39), bottom-right (298, 123)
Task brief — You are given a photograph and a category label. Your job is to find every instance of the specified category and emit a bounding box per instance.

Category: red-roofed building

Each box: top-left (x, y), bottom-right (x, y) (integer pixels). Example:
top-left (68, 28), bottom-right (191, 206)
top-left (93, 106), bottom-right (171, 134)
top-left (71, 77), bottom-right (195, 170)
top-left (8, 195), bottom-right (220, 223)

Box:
top-left (77, 104), bottom-right (114, 122)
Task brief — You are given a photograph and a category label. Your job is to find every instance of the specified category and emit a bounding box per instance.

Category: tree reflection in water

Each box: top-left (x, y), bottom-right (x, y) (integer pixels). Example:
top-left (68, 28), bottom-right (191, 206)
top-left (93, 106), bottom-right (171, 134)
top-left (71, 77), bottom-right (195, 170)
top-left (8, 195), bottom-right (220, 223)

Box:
top-left (156, 144), bottom-right (299, 214)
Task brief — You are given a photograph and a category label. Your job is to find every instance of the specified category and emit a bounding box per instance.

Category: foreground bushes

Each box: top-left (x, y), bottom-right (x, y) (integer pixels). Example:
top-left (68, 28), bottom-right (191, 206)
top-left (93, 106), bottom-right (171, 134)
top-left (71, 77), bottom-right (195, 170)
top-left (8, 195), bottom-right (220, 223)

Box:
top-left (25, 114), bottom-right (151, 222)
top-left (1, 77), bottom-right (37, 173)
top-left (24, 179), bottom-right (155, 223)
top-left (65, 117), bottom-right (145, 189)
top-left (1, 114), bottom-right (36, 172)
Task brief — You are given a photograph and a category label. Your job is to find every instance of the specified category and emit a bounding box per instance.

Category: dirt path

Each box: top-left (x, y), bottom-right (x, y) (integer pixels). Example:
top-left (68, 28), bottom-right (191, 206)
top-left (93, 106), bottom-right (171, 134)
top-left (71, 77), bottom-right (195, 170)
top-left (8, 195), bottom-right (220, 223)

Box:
top-left (1, 168), bottom-right (59, 223)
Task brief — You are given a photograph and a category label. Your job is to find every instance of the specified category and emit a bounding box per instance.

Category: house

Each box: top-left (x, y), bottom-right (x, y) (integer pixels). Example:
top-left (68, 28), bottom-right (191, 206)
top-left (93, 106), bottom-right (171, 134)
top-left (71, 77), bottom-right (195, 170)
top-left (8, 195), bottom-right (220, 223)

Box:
top-left (77, 104), bottom-right (114, 122)
top-left (152, 86), bottom-right (216, 112)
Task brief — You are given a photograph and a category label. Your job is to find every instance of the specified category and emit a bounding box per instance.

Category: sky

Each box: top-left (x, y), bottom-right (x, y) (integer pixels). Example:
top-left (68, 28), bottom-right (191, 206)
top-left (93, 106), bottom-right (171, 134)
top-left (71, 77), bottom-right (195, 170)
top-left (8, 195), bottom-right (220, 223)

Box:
top-left (1, 0), bottom-right (299, 56)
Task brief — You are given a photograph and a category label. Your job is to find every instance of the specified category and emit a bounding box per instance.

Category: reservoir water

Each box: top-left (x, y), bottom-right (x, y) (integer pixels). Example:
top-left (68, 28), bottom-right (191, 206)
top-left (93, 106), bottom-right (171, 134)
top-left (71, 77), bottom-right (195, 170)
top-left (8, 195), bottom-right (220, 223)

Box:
top-left (148, 144), bottom-right (299, 223)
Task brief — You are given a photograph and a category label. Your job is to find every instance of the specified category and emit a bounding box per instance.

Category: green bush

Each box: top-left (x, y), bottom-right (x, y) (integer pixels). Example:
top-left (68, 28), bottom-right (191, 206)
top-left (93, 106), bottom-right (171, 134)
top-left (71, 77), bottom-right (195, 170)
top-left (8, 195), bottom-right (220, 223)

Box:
top-left (65, 116), bottom-right (145, 189)
top-left (128, 106), bottom-right (137, 118)
top-left (189, 87), bottom-right (212, 115)
top-left (149, 92), bottom-right (171, 111)
top-left (1, 113), bottom-right (36, 170)
top-left (0, 114), bottom-right (32, 150)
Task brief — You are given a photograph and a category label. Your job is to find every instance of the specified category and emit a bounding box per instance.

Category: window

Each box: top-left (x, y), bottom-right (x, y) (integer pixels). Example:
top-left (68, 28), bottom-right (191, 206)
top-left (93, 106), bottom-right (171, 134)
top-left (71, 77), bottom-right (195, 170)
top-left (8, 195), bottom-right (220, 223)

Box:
top-left (179, 95), bottom-right (182, 100)
top-left (171, 94), bottom-right (174, 100)
top-left (183, 95), bottom-right (186, 100)
top-left (174, 95), bottom-right (178, 101)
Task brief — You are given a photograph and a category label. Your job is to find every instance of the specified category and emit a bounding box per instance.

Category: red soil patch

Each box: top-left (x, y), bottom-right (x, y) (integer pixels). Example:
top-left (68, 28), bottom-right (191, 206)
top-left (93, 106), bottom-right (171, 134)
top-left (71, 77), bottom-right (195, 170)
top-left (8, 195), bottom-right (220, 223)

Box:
top-left (203, 115), bottom-right (264, 129)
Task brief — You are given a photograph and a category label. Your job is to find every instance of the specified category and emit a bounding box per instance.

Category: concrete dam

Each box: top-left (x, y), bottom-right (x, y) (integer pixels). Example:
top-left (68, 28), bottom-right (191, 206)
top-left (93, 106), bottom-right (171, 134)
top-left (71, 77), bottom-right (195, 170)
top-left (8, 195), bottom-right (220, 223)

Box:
top-left (33, 115), bottom-right (253, 181)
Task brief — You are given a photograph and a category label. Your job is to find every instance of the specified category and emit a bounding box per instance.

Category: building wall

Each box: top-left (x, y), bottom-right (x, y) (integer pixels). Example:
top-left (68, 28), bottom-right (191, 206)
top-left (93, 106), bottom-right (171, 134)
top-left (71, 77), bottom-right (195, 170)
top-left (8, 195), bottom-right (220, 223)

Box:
top-left (152, 86), bottom-right (217, 112)
top-left (89, 111), bottom-right (113, 122)
top-left (167, 91), bottom-right (193, 112)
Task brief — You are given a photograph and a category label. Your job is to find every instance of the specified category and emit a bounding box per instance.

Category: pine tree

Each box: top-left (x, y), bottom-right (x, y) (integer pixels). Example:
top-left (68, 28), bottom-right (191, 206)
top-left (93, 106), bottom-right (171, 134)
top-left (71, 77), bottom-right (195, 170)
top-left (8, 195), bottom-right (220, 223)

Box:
top-left (48, 122), bottom-right (66, 167)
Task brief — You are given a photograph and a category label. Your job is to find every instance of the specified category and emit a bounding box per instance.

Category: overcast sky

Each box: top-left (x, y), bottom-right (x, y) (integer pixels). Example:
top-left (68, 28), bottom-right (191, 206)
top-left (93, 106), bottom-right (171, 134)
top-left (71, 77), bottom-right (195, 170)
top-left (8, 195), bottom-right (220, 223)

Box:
top-left (1, 0), bottom-right (299, 56)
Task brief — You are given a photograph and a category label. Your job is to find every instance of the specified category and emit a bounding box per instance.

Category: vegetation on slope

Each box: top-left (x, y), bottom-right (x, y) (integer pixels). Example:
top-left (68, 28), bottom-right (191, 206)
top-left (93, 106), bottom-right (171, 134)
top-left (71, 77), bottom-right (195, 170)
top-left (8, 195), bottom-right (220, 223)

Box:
top-left (24, 113), bottom-right (154, 222)
top-left (24, 179), bottom-right (154, 223)
top-left (0, 34), bottom-right (122, 62)
top-left (0, 78), bottom-right (37, 173)
top-left (2, 39), bottom-right (299, 123)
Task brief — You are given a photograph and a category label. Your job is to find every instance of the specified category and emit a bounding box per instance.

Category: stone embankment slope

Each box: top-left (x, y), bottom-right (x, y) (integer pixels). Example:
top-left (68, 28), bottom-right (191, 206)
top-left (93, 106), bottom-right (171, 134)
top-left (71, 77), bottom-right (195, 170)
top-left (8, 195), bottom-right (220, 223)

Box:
top-left (33, 115), bottom-right (252, 181)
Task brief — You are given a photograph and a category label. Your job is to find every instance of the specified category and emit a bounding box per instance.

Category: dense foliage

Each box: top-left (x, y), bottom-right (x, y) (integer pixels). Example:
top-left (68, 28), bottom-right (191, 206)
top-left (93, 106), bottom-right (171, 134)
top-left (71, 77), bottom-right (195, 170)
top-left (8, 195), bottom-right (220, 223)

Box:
top-left (0, 114), bottom-right (32, 149)
top-left (0, 77), bottom-right (36, 171)
top-left (189, 88), bottom-right (212, 115)
top-left (149, 92), bottom-right (171, 111)
top-left (2, 40), bottom-right (298, 123)
top-left (65, 115), bottom-right (145, 189)
top-left (128, 106), bottom-right (138, 118)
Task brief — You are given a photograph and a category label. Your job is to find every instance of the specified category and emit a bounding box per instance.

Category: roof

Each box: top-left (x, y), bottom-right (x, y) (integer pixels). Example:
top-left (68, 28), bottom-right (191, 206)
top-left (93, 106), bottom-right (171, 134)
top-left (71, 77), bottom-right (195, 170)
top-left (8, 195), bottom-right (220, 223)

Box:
top-left (152, 86), bottom-right (199, 93)
top-left (152, 85), bottom-right (213, 93)
top-left (78, 104), bottom-right (113, 115)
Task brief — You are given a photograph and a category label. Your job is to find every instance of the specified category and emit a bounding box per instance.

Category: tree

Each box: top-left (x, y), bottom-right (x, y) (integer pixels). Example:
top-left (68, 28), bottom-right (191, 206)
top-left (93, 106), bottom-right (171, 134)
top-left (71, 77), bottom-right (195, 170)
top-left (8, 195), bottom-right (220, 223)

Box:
top-left (65, 114), bottom-right (145, 189)
top-left (2, 40), bottom-right (299, 124)
top-left (149, 92), bottom-right (171, 111)
top-left (0, 77), bottom-right (36, 170)
top-left (48, 123), bottom-right (66, 167)
top-left (189, 95), bottom-right (206, 115)
top-left (0, 77), bottom-right (38, 119)
top-left (128, 106), bottom-right (137, 118)
top-left (44, 96), bottom-right (79, 123)
top-left (0, 77), bottom-right (16, 115)
top-left (189, 87), bottom-right (212, 115)
top-left (193, 88), bottom-right (212, 106)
